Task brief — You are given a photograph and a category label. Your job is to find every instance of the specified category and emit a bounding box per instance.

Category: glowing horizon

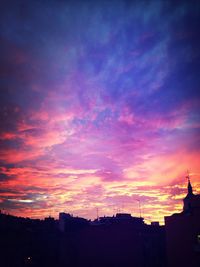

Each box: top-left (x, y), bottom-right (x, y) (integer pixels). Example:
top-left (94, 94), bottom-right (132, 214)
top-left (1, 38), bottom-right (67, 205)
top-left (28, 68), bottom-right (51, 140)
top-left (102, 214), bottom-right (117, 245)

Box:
top-left (0, 1), bottom-right (200, 224)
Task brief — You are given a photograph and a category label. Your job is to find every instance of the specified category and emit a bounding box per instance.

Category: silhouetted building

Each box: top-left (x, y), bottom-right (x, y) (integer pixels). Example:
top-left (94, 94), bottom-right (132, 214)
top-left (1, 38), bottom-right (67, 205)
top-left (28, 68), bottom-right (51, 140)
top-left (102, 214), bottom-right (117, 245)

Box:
top-left (96, 213), bottom-right (144, 225)
top-left (59, 212), bottom-right (89, 232)
top-left (0, 211), bottom-right (166, 267)
top-left (183, 177), bottom-right (200, 212)
top-left (59, 213), bottom-right (166, 267)
top-left (165, 177), bottom-right (200, 267)
top-left (0, 212), bottom-right (59, 267)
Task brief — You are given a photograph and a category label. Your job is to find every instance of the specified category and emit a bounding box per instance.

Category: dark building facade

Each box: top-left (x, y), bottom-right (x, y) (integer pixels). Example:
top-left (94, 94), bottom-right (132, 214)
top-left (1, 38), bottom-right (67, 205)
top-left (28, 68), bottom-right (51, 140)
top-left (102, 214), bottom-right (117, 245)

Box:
top-left (165, 178), bottom-right (200, 267)
top-left (0, 212), bottom-right (166, 267)
top-left (59, 212), bottom-right (166, 267)
top-left (0, 213), bottom-right (59, 267)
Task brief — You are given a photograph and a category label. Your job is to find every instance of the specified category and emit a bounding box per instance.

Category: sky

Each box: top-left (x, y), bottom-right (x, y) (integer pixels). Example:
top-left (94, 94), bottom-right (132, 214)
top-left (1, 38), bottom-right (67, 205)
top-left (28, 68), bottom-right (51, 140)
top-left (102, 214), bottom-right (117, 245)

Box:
top-left (0, 0), bottom-right (200, 224)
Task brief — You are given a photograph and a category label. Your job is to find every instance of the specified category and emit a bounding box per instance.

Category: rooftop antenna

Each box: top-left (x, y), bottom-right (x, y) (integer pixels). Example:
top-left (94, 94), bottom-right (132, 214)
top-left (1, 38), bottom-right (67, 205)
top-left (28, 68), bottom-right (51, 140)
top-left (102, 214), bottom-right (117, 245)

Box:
top-left (96, 207), bottom-right (99, 220)
top-left (113, 206), bottom-right (116, 215)
top-left (121, 203), bottom-right (124, 213)
top-left (137, 199), bottom-right (142, 218)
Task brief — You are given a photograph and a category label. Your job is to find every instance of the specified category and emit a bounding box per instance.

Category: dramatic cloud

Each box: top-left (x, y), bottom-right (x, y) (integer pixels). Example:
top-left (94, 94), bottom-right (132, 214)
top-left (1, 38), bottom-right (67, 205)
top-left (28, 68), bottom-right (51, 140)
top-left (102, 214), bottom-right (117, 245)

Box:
top-left (0, 0), bottom-right (200, 223)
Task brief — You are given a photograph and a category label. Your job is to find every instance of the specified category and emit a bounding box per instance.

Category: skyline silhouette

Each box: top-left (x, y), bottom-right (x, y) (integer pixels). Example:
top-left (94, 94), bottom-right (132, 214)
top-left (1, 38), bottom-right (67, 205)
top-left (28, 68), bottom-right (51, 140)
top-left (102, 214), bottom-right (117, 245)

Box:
top-left (0, 179), bottom-right (200, 267)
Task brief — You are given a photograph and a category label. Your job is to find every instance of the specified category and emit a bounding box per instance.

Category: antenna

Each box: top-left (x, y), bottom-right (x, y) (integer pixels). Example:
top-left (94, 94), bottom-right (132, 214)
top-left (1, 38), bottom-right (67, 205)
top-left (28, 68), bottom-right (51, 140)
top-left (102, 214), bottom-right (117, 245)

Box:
top-left (96, 207), bottom-right (99, 220)
top-left (113, 206), bottom-right (116, 215)
top-left (121, 203), bottom-right (124, 213)
top-left (137, 199), bottom-right (141, 218)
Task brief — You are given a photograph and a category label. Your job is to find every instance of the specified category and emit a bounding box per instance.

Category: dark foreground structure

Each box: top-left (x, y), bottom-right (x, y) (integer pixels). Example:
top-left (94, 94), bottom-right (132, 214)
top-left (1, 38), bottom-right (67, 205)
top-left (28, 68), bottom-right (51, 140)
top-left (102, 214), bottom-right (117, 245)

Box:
top-left (165, 177), bottom-right (200, 267)
top-left (0, 212), bottom-right (166, 267)
top-left (0, 179), bottom-right (200, 267)
top-left (59, 213), bottom-right (166, 267)
top-left (0, 213), bottom-right (60, 267)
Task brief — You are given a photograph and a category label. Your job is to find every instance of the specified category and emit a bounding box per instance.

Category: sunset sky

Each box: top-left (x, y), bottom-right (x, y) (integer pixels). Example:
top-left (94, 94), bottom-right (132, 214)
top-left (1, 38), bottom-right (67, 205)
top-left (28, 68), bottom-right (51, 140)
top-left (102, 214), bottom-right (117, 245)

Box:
top-left (0, 0), bottom-right (200, 224)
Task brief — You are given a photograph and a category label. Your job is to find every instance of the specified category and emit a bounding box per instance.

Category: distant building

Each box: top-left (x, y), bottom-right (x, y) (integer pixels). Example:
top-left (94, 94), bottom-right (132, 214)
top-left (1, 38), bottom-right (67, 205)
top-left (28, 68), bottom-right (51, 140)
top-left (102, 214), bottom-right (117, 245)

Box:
top-left (59, 212), bottom-right (166, 267)
top-left (59, 212), bottom-right (72, 232)
top-left (165, 176), bottom-right (200, 267)
top-left (59, 212), bottom-right (89, 232)
top-left (96, 213), bottom-right (144, 225)
top-left (0, 210), bottom-right (166, 267)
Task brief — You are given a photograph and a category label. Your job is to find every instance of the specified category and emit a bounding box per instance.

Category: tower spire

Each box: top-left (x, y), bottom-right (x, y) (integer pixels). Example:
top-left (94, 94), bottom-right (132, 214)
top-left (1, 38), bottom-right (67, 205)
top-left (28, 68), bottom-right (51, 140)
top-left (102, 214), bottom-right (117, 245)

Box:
top-left (186, 170), bottom-right (193, 196)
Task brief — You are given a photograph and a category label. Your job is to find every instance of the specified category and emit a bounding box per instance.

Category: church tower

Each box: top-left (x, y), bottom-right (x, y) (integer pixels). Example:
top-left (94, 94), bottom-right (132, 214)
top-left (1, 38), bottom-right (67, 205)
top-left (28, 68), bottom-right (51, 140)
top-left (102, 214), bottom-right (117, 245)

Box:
top-left (165, 172), bottom-right (200, 267)
top-left (183, 172), bottom-right (200, 213)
